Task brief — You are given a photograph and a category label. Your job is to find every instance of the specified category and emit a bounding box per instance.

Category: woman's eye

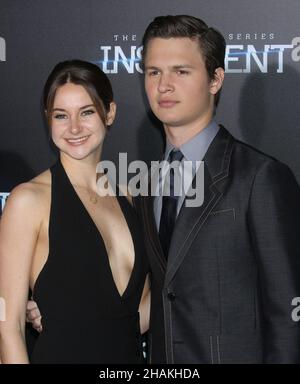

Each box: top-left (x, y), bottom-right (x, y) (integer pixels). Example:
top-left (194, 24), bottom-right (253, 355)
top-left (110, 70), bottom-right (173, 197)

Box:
top-left (81, 109), bottom-right (95, 116)
top-left (53, 114), bottom-right (67, 120)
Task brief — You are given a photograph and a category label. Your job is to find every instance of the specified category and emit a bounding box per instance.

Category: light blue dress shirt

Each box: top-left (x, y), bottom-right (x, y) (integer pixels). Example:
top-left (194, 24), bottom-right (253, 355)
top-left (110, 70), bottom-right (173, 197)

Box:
top-left (154, 120), bottom-right (219, 229)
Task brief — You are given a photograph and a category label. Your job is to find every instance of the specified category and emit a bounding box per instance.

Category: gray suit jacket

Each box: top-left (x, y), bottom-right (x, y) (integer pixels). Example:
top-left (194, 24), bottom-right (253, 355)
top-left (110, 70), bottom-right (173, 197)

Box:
top-left (135, 126), bottom-right (300, 364)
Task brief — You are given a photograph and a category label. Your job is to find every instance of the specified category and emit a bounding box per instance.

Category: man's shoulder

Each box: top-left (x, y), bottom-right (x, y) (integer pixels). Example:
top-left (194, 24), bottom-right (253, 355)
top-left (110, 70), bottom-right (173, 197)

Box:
top-left (223, 127), bottom-right (281, 168)
top-left (224, 127), bottom-right (297, 183)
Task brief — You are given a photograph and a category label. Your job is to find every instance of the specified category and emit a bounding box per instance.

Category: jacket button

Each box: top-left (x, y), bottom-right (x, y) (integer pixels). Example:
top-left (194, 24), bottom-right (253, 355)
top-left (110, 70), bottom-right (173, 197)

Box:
top-left (167, 292), bottom-right (176, 301)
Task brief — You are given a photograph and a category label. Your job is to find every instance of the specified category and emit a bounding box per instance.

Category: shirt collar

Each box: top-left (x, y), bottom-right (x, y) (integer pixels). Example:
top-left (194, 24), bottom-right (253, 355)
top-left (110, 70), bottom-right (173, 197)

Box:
top-left (164, 120), bottom-right (220, 166)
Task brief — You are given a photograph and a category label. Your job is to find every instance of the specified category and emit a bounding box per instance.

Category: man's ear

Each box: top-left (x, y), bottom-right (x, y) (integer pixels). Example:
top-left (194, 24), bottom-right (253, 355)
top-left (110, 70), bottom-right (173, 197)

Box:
top-left (210, 67), bottom-right (225, 95)
top-left (106, 102), bottom-right (117, 126)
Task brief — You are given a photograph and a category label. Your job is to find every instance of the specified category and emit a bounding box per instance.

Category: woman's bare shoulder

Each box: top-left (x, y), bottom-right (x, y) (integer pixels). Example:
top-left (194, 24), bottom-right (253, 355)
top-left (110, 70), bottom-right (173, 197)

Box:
top-left (30, 169), bottom-right (51, 191)
top-left (5, 169), bottom-right (51, 212)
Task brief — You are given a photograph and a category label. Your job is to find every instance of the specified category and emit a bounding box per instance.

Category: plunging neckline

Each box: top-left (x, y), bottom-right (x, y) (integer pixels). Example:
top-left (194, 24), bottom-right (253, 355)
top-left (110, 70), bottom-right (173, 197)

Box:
top-left (64, 164), bottom-right (138, 302)
top-left (32, 160), bottom-right (137, 302)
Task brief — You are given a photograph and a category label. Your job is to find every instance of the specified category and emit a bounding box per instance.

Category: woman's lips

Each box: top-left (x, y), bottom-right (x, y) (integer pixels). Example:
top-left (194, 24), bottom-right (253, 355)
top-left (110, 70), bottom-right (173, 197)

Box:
top-left (65, 135), bottom-right (90, 146)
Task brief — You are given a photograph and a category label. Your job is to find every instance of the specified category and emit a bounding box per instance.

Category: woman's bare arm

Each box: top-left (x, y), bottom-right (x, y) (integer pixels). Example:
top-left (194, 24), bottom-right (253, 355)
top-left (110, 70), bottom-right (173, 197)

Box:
top-left (0, 184), bottom-right (42, 363)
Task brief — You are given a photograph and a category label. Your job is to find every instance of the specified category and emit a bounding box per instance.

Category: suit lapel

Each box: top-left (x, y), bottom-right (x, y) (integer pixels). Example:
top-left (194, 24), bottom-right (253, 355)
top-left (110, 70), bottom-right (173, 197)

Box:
top-left (141, 191), bottom-right (167, 273)
top-left (165, 126), bottom-right (235, 285)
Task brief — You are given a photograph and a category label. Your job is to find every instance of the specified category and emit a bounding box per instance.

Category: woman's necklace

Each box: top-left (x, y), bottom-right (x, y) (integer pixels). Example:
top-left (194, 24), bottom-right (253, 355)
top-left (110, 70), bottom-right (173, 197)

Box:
top-left (88, 190), bottom-right (99, 204)
top-left (74, 185), bottom-right (100, 205)
top-left (74, 173), bottom-right (109, 205)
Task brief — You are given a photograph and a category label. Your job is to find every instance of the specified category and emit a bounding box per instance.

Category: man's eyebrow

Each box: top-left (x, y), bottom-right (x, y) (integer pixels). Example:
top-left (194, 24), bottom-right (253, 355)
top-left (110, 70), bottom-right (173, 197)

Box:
top-left (172, 65), bottom-right (194, 69)
top-left (144, 64), bottom-right (194, 70)
top-left (144, 65), bottom-right (160, 70)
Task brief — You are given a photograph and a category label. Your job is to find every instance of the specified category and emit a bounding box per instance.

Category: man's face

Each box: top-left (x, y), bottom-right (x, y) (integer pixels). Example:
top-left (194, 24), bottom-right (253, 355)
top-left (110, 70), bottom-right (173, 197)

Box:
top-left (144, 37), bottom-right (222, 132)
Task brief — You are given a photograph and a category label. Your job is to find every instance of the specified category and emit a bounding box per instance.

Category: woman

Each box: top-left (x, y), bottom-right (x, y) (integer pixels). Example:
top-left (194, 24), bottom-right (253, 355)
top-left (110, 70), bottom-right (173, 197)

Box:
top-left (0, 60), bottom-right (150, 363)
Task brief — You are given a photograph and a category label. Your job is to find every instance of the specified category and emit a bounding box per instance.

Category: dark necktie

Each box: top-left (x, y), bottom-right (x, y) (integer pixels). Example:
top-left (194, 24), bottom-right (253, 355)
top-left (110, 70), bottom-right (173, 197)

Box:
top-left (159, 149), bottom-right (184, 258)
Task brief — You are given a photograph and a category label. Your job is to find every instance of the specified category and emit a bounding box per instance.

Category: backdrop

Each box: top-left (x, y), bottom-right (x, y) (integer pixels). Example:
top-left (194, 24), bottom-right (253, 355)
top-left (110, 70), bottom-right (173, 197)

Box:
top-left (1, 0), bottom-right (300, 211)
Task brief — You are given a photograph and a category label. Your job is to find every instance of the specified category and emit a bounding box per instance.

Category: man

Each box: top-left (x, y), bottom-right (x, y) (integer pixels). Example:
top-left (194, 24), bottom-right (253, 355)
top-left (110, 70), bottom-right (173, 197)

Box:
top-left (28, 15), bottom-right (300, 364)
top-left (134, 15), bottom-right (300, 363)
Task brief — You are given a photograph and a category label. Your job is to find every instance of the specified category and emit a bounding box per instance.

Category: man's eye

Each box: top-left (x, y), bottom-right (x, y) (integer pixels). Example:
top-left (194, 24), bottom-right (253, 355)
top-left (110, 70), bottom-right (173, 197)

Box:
top-left (148, 70), bottom-right (159, 76)
top-left (81, 109), bottom-right (95, 116)
top-left (177, 70), bottom-right (189, 75)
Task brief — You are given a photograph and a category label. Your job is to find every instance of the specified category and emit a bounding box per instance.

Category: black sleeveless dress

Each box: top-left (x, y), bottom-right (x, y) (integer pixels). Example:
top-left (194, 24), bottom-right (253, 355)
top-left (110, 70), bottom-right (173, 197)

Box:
top-left (30, 161), bottom-right (148, 364)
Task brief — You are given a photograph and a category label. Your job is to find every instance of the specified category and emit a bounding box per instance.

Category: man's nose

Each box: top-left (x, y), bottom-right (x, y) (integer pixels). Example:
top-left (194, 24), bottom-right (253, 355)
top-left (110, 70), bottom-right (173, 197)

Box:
top-left (158, 73), bottom-right (174, 93)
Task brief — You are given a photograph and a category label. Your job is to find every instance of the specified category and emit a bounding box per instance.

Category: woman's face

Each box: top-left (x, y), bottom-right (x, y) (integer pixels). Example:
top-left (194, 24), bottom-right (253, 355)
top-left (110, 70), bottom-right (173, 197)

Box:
top-left (50, 82), bottom-right (115, 160)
